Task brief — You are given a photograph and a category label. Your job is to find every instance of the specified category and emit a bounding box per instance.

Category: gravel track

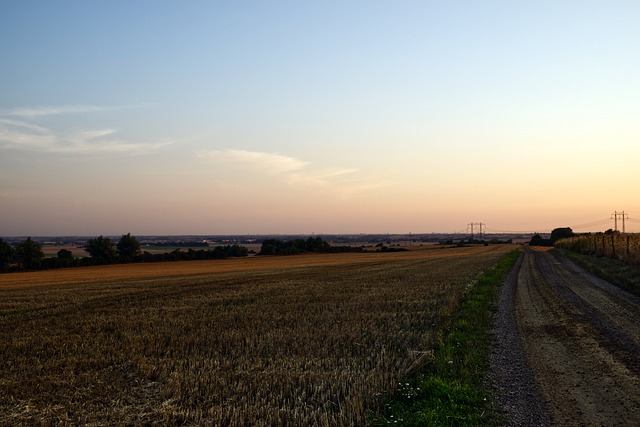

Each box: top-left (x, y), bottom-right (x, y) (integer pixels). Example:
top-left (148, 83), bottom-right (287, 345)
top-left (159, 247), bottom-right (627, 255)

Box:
top-left (491, 248), bottom-right (640, 426)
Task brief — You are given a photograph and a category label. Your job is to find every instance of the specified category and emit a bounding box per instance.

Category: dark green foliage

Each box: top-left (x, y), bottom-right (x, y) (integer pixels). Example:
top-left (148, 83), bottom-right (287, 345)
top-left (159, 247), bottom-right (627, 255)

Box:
top-left (2, 236), bottom-right (249, 274)
top-left (57, 249), bottom-right (73, 260)
top-left (117, 233), bottom-right (141, 260)
top-left (39, 249), bottom-right (77, 270)
top-left (211, 244), bottom-right (248, 259)
top-left (57, 249), bottom-right (74, 267)
top-left (85, 236), bottom-right (116, 261)
top-left (529, 234), bottom-right (552, 246)
top-left (257, 237), bottom-right (361, 256)
top-left (139, 244), bottom-right (248, 262)
top-left (377, 246), bottom-right (409, 252)
top-left (13, 237), bottom-right (44, 270)
top-left (0, 238), bottom-right (13, 271)
top-left (550, 227), bottom-right (575, 243)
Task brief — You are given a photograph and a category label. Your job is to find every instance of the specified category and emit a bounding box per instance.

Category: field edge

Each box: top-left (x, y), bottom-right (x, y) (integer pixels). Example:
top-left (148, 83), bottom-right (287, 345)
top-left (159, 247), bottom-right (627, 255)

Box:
top-left (370, 249), bottom-right (521, 426)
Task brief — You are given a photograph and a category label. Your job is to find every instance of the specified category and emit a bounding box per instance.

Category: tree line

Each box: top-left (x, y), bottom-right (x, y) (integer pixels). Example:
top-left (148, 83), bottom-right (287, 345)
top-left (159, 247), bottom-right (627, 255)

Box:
top-left (0, 233), bottom-right (248, 273)
top-left (258, 237), bottom-right (362, 256)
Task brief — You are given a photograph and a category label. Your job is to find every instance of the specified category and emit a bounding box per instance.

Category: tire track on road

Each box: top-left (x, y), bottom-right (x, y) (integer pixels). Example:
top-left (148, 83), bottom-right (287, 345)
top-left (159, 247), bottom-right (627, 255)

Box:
top-left (494, 248), bottom-right (640, 426)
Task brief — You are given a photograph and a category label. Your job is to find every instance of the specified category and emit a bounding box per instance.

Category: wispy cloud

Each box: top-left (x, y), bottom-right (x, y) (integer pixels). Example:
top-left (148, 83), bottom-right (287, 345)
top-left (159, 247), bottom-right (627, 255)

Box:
top-left (198, 149), bottom-right (310, 175)
top-left (0, 104), bottom-right (148, 117)
top-left (0, 118), bottom-right (56, 150)
top-left (198, 149), bottom-right (387, 199)
top-left (287, 167), bottom-right (360, 188)
top-left (0, 118), bottom-right (50, 133)
top-left (0, 118), bottom-right (170, 155)
top-left (58, 129), bottom-right (171, 155)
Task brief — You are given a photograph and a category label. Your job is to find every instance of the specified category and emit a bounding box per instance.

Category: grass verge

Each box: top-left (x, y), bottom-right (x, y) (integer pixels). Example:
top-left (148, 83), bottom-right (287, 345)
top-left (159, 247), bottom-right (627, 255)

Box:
top-left (554, 248), bottom-right (640, 297)
top-left (371, 249), bottom-right (521, 426)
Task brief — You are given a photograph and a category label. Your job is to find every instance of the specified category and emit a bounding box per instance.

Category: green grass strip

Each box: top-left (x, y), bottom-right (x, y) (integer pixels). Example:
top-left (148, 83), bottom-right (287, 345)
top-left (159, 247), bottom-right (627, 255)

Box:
top-left (372, 249), bottom-right (521, 426)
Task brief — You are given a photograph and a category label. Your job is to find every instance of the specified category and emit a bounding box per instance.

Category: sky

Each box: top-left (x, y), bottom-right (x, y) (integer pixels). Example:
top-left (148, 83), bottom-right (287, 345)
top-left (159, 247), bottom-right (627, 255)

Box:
top-left (2, 1), bottom-right (640, 236)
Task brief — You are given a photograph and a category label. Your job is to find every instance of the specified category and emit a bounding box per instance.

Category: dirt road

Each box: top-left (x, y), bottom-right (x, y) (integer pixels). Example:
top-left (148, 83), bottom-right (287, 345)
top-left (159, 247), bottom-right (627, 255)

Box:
top-left (492, 248), bottom-right (640, 426)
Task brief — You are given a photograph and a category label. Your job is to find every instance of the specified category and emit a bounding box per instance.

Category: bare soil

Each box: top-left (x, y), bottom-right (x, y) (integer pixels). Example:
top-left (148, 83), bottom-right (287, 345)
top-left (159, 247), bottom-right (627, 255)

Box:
top-left (493, 247), bottom-right (640, 426)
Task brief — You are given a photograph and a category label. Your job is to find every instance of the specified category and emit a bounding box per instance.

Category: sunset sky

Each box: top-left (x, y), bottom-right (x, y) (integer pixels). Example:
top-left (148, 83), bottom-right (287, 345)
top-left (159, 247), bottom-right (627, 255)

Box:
top-left (2, 1), bottom-right (640, 236)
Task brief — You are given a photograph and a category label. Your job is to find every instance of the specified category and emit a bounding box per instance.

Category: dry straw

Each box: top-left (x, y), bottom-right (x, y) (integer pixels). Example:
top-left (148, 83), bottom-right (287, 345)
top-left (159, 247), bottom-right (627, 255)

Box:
top-left (0, 245), bottom-right (511, 425)
top-left (556, 233), bottom-right (640, 265)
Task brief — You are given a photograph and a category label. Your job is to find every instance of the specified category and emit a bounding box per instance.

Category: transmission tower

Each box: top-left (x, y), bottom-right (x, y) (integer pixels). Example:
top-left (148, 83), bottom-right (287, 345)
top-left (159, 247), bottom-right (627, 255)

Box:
top-left (467, 222), bottom-right (485, 239)
top-left (611, 211), bottom-right (629, 233)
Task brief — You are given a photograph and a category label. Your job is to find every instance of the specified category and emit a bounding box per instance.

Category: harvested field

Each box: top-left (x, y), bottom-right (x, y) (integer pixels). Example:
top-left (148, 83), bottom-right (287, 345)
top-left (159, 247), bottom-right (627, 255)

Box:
top-left (41, 244), bottom-right (88, 258)
top-left (0, 245), bottom-right (511, 426)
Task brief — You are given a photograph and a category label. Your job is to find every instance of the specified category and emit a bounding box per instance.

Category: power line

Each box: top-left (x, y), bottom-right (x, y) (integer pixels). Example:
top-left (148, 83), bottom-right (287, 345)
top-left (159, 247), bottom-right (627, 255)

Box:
top-left (465, 212), bottom-right (638, 235)
top-left (485, 227), bottom-right (552, 233)
top-left (569, 219), bottom-right (612, 229)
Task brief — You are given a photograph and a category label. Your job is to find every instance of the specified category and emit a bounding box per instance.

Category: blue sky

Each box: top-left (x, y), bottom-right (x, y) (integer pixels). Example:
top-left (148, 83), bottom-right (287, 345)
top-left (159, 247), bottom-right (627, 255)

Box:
top-left (2, 1), bottom-right (640, 235)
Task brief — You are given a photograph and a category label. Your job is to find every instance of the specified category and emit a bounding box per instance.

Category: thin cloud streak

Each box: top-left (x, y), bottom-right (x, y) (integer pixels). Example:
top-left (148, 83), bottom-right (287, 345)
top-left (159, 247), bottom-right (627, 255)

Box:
top-left (199, 149), bottom-right (310, 174)
top-left (56, 134), bottom-right (172, 155)
top-left (198, 149), bottom-right (388, 199)
top-left (0, 119), bottom-right (170, 155)
top-left (287, 168), bottom-right (360, 187)
top-left (0, 104), bottom-right (149, 117)
top-left (0, 118), bottom-right (56, 150)
top-left (0, 118), bottom-right (50, 133)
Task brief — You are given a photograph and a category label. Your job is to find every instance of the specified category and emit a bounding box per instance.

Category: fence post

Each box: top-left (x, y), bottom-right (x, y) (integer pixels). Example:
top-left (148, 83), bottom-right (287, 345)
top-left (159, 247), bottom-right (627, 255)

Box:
top-left (611, 234), bottom-right (616, 259)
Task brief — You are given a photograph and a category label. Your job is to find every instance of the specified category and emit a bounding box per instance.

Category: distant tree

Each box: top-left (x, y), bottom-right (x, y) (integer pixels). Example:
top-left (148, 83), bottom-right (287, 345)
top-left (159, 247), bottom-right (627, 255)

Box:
top-left (14, 237), bottom-right (44, 269)
top-left (258, 239), bottom-right (279, 256)
top-left (117, 233), bottom-right (141, 260)
top-left (57, 248), bottom-right (74, 267)
top-left (212, 244), bottom-right (248, 258)
top-left (257, 237), bottom-right (360, 256)
top-left (306, 236), bottom-right (330, 252)
top-left (0, 238), bottom-right (13, 271)
top-left (85, 236), bottom-right (116, 261)
top-left (550, 227), bottom-right (575, 243)
top-left (529, 234), bottom-right (552, 247)
top-left (57, 248), bottom-right (73, 259)
top-left (378, 246), bottom-right (409, 253)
